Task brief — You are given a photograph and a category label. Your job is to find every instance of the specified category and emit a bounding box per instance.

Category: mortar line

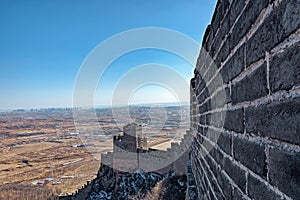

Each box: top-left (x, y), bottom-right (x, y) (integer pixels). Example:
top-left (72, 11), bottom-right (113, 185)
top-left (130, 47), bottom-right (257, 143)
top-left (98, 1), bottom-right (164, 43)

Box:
top-left (197, 85), bottom-right (300, 115)
top-left (266, 51), bottom-right (271, 95)
top-left (264, 144), bottom-right (270, 182)
top-left (245, 171), bottom-right (249, 195)
top-left (194, 148), bottom-right (220, 200)
top-left (271, 27), bottom-right (300, 56)
top-left (197, 131), bottom-right (293, 199)
top-left (197, 0), bottom-right (282, 97)
top-left (195, 146), bottom-right (226, 199)
top-left (197, 139), bottom-right (251, 199)
top-left (198, 124), bottom-right (300, 153)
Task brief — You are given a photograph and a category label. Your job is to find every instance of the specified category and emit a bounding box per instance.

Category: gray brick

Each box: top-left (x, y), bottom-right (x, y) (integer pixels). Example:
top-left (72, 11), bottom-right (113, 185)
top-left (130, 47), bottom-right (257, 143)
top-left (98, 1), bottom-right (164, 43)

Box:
top-left (206, 128), bottom-right (221, 144)
top-left (206, 37), bottom-right (214, 57)
top-left (196, 77), bottom-right (206, 95)
top-left (220, 44), bottom-right (245, 84)
top-left (198, 100), bottom-right (210, 114)
top-left (228, 0), bottom-right (246, 28)
top-left (217, 132), bottom-right (232, 155)
top-left (224, 157), bottom-right (247, 192)
top-left (269, 147), bottom-right (300, 199)
top-left (192, 107), bottom-right (196, 118)
top-left (199, 115), bottom-right (206, 125)
top-left (203, 127), bottom-right (209, 138)
top-left (210, 4), bottom-right (221, 36)
top-left (204, 158), bottom-right (225, 200)
top-left (197, 129), bottom-right (204, 144)
top-left (220, 0), bottom-right (230, 16)
top-left (207, 72), bottom-right (225, 94)
top-left (270, 41), bottom-right (300, 93)
top-left (229, 0), bottom-right (269, 49)
top-left (204, 64), bottom-right (218, 85)
top-left (190, 78), bottom-right (196, 89)
top-left (197, 61), bottom-right (207, 79)
top-left (211, 88), bottom-right (231, 110)
top-left (205, 113), bottom-right (212, 126)
top-left (231, 63), bottom-right (268, 104)
top-left (245, 97), bottom-right (300, 145)
top-left (209, 0), bottom-right (230, 59)
top-left (197, 124), bottom-right (204, 133)
top-left (210, 147), bottom-right (224, 167)
top-left (210, 111), bottom-right (226, 128)
top-left (215, 39), bottom-right (231, 69)
top-left (248, 174), bottom-right (282, 200)
top-left (205, 151), bottom-right (217, 175)
top-left (202, 25), bottom-right (212, 49)
top-left (203, 25), bottom-right (213, 52)
top-left (197, 88), bottom-right (209, 104)
top-left (208, 188), bottom-right (217, 200)
top-left (212, 19), bottom-right (231, 67)
top-left (215, 169), bottom-right (233, 199)
top-left (224, 108), bottom-right (244, 133)
top-left (201, 137), bottom-right (216, 158)
top-left (211, 1), bottom-right (229, 41)
top-left (233, 136), bottom-right (267, 177)
top-left (246, 0), bottom-right (300, 65)
top-left (232, 187), bottom-right (248, 200)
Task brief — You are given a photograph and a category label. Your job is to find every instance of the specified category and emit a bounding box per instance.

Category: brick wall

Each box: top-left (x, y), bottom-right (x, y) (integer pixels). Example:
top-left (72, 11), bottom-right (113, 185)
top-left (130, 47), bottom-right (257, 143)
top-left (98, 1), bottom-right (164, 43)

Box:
top-left (101, 131), bottom-right (191, 175)
top-left (59, 181), bottom-right (93, 200)
top-left (190, 0), bottom-right (300, 199)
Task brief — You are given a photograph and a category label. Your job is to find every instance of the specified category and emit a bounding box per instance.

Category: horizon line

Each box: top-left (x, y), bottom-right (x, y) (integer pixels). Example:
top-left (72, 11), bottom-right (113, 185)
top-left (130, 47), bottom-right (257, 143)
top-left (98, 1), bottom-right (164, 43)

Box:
top-left (0, 101), bottom-right (190, 112)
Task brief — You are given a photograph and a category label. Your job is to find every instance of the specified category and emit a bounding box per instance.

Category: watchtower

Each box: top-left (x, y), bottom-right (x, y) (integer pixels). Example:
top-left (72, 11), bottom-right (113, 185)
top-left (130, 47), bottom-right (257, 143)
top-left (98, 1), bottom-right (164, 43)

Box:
top-left (112, 123), bottom-right (148, 172)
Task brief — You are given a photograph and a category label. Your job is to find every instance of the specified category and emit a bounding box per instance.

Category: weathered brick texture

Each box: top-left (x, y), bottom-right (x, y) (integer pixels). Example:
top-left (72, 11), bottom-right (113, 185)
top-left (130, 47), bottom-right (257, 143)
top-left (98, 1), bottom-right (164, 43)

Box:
top-left (190, 0), bottom-right (300, 199)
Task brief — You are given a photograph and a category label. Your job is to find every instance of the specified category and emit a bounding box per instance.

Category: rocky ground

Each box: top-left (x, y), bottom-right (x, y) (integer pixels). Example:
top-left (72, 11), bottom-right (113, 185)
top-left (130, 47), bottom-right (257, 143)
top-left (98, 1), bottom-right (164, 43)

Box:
top-left (88, 164), bottom-right (187, 200)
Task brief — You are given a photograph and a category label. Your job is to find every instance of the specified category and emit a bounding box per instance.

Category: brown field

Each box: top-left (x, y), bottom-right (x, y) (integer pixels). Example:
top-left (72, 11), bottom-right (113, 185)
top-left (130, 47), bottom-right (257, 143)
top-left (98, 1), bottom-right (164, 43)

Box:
top-left (0, 109), bottom-right (109, 197)
top-left (0, 140), bottom-right (101, 193)
top-left (0, 105), bottom-right (189, 199)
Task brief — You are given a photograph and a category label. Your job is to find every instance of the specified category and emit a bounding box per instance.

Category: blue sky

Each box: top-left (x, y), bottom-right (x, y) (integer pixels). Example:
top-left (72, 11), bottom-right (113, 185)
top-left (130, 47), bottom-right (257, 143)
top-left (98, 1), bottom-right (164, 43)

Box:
top-left (0, 0), bottom-right (217, 109)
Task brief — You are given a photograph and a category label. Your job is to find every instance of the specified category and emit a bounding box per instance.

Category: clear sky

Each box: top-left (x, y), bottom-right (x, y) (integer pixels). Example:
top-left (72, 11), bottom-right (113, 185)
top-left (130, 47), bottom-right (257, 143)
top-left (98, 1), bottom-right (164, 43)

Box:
top-left (0, 0), bottom-right (217, 109)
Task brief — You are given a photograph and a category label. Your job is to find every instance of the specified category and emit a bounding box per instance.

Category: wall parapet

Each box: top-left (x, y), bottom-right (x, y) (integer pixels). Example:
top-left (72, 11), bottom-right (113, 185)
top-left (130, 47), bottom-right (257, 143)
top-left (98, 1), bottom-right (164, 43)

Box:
top-left (190, 0), bottom-right (300, 199)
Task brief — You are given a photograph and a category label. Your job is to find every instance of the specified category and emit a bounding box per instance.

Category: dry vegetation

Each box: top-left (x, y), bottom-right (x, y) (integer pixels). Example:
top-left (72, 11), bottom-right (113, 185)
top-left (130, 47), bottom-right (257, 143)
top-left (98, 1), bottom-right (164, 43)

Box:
top-left (0, 105), bottom-right (189, 199)
top-left (0, 109), bottom-right (106, 198)
top-left (0, 184), bottom-right (59, 200)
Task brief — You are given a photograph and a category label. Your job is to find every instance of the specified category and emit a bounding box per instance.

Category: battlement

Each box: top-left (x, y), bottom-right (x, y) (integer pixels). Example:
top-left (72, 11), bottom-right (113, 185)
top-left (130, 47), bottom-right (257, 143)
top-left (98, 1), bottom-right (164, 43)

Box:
top-left (189, 0), bottom-right (300, 199)
top-left (100, 123), bottom-right (190, 175)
